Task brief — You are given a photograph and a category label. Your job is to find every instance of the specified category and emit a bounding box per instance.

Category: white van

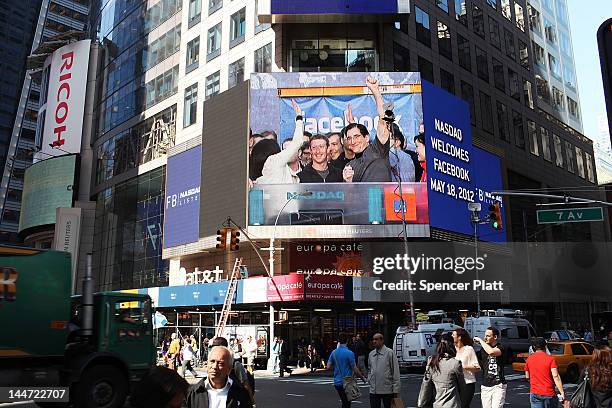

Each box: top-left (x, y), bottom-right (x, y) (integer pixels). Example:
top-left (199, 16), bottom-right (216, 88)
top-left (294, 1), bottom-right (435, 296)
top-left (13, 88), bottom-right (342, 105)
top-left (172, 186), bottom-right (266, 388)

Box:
top-left (393, 322), bottom-right (462, 368)
top-left (464, 310), bottom-right (537, 360)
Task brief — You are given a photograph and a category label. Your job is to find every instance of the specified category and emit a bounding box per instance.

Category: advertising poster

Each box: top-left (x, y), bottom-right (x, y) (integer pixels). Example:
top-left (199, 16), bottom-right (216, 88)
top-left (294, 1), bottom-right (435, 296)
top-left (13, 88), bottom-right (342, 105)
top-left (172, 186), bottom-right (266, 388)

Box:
top-left (304, 274), bottom-right (345, 300)
top-left (267, 274), bottom-right (305, 301)
top-left (163, 146), bottom-right (202, 248)
top-left (248, 72), bottom-right (429, 238)
top-left (288, 241), bottom-right (363, 276)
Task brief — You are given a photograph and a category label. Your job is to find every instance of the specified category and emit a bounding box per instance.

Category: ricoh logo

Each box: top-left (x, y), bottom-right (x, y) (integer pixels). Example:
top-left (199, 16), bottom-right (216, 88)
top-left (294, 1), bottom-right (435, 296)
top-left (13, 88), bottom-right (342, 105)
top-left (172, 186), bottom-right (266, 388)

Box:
top-left (166, 186), bottom-right (200, 209)
top-left (52, 51), bottom-right (76, 148)
top-left (0, 267), bottom-right (18, 301)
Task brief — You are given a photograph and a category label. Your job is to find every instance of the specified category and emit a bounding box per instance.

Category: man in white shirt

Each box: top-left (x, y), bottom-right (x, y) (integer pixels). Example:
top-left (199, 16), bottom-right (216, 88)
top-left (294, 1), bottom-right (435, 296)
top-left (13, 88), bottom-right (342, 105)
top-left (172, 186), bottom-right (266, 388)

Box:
top-left (184, 346), bottom-right (252, 408)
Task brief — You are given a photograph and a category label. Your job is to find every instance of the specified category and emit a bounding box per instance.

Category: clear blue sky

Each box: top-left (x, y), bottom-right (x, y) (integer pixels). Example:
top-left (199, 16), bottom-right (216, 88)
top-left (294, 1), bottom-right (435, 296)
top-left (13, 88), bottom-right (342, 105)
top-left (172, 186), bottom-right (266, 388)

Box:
top-left (567, 1), bottom-right (610, 141)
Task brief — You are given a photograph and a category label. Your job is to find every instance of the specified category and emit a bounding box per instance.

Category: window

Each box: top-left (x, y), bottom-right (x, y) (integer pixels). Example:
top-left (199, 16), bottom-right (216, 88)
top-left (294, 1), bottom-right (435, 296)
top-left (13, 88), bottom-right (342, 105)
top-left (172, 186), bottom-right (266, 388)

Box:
top-left (585, 153), bottom-right (595, 182)
top-left (454, 0), bottom-right (467, 25)
top-left (544, 17), bottom-right (556, 44)
top-left (418, 57), bottom-right (434, 83)
top-left (513, 111), bottom-right (525, 149)
top-left (553, 134), bottom-right (564, 167)
top-left (185, 36), bottom-right (200, 72)
top-left (541, 127), bottom-right (552, 162)
top-left (183, 83), bottom-right (197, 127)
top-left (559, 31), bottom-right (572, 56)
top-left (416, 7), bottom-right (431, 47)
top-left (480, 92), bottom-right (493, 133)
top-left (486, 0), bottom-right (496, 10)
top-left (548, 54), bottom-right (561, 79)
top-left (542, 0), bottom-right (553, 11)
top-left (458, 35), bottom-right (471, 72)
top-left (207, 23), bottom-right (222, 60)
top-left (519, 40), bottom-right (529, 69)
top-left (497, 101), bottom-right (509, 142)
top-left (493, 58), bottom-right (505, 91)
top-left (144, 66), bottom-right (179, 108)
top-left (473, 5), bottom-right (485, 38)
top-left (228, 58), bottom-right (244, 89)
top-left (565, 141), bottom-right (575, 173)
top-left (440, 69), bottom-right (455, 94)
top-left (555, 0), bottom-right (568, 26)
top-left (188, 0), bottom-right (201, 25)
top-left (504, 29), bottom-right (515, 60)
top-left (528, 120), bottom-right (539, 156)
top-left (489, 17), bottom-right (501, 49)
top-left (552, 86), bottom-right (564, 111)
top-left (230, 8), bottom-right (246, 47)
top-left (145, 25), bottom-right (182, 70)
top-left (517, 326), bottom-right (529, 339)
top-left (437, 21), bottom-right (452, 61)
top-left (509, 69), bottom-right (520, 101)
top-left (564, 65), bottom-right (577, 90)
top-left (515, 3), bottom-right (525, 31)
top-left (393, 42), bottom-right (410, 71)
top-left (254, 43), bottom-right (272, 73)
top-left (567, 96), bottom-right (580, 118)
top-left (501, 0), bottom-right (512, 20)
top-left (475, 46), bottom-right (489, 82)
top-left (528, 5), bottom-right (542, 35)
top-left (461, 81), bottom-right (476, 124)
top-left (209, 0), bottom-right (221, 15)
top-left (536, 75), bottom-right (551, 103)
top-left (436, 0), bottom-right (449, 13)
top-left (205, 71), bottom-right (220, 99)
top-left (575, 146), bottom-right (586, 178)
top-left (533, 41), bottom-right (545, 66)
top-left (523, 78), bottom-right (533, 109)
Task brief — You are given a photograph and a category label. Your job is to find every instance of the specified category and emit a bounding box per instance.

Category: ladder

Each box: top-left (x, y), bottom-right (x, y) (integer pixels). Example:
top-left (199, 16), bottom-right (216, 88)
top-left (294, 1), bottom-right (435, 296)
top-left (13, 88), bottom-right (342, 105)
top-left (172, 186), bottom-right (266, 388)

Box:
top-left (215, 257), bottom-right (243, 338)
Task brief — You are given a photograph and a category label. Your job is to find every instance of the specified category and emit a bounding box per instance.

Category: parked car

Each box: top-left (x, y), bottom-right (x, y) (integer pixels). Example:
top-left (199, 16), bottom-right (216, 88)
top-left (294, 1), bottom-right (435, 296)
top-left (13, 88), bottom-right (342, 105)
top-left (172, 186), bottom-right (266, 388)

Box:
top-left (394, 322), bottom-right (462, 369)
top-left (512, 341), bottom-right (595, 383)
top-left (543, 330), bottom-right (582, 341)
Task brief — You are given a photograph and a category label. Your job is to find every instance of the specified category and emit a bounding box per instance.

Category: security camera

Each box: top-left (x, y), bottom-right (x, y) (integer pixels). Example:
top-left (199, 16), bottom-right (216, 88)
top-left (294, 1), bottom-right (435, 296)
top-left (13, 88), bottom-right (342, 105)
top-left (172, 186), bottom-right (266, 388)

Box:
top-left (468, 202), bottom-right (481, 212)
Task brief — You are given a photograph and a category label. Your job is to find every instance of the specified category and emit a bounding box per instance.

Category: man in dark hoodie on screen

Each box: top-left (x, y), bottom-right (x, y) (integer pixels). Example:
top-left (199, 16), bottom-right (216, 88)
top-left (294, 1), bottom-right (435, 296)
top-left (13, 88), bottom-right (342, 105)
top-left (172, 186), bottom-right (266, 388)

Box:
top-left (298, 134), bottom-right (344, 183)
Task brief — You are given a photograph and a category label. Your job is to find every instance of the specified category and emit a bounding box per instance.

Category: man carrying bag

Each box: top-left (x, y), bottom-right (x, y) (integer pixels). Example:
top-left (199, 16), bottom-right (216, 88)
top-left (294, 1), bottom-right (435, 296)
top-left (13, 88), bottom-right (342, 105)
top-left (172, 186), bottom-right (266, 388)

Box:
top-left (327, 333), bottom-right (368, 407)
top-left (368, 333), bottom-right (403, 408)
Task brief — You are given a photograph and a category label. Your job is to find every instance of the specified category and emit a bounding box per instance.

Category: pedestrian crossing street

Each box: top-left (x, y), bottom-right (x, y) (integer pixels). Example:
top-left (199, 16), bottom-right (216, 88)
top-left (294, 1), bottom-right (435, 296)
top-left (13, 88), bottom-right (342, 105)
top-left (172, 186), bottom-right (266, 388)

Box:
top-left (260, 373), bottom-right (527, 386)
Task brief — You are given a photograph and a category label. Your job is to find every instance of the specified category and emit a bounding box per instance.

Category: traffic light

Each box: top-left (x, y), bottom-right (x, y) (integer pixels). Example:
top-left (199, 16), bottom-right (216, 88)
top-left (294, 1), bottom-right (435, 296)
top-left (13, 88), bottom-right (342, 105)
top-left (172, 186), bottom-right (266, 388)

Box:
top-left (216, 228), bottom-right (229, 250)
top-left (488, 203), bottom-right (503, 230)
top-left (229, 228), bottom-right (240, 251)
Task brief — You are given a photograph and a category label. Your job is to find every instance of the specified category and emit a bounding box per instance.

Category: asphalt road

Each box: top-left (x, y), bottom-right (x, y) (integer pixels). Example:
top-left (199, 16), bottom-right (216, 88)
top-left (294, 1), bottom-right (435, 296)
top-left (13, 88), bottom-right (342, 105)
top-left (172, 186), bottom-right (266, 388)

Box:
top-left (3, 367), bottom-right (579, 408)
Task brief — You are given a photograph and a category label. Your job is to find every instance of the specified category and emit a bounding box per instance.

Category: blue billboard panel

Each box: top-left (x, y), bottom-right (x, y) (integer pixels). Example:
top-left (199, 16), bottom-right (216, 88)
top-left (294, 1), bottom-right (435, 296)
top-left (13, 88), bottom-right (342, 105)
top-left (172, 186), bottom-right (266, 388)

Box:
top-left (163, 146), bottom-right (201, 248)
top-left (270, 0), bottom-right (403, 14)
top-left (157, 281), bottom-right (244, 307)
top-left (421, 81), bottom-right (505, 242)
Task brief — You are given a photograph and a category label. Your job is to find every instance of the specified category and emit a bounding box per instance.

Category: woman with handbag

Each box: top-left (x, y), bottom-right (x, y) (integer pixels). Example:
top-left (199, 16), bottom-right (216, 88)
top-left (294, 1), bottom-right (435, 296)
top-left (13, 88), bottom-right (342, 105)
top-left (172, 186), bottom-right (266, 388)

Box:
top-left (452, 329), bottom-right (480, 407)
top-left (572, 345), bottom-right (612, 408)
top-left (419, 339), bottom-right (466, 408)
top-left (327, 333), bottom-right (368, 408)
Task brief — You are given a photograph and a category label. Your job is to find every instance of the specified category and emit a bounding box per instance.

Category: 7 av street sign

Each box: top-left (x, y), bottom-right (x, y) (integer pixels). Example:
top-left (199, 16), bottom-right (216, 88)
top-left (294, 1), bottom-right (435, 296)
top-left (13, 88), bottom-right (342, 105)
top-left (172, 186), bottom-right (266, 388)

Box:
top-left (536, 207), bottom-right (604, 224)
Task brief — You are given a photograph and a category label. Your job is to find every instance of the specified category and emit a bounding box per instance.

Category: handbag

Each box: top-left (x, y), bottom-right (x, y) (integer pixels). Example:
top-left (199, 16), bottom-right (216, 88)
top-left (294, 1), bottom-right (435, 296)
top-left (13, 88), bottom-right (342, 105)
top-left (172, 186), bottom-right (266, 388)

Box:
top-left (569, 369), bottom-right (595, 408)
top-left (391, 396), bottom-right (405, 408)
top-left (333, 351), bottom-right (362, 401)
top-left (417, 365), bottom-right (435, 408)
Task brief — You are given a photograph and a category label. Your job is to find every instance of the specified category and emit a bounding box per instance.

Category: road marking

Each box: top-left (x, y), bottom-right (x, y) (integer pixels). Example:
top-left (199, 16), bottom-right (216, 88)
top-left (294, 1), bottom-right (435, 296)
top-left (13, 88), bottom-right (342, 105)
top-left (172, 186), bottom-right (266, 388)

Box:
top-left (286, 393), bottom-right (305, 397)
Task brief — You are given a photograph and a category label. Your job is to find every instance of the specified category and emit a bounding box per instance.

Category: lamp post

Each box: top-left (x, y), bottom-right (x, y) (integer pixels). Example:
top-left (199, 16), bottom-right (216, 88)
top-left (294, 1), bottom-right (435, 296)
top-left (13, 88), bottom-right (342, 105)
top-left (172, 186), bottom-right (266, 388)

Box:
top-left (468, 203), bottom-right (483, 317)
top-left (265, 190), bottom-right (312, 371)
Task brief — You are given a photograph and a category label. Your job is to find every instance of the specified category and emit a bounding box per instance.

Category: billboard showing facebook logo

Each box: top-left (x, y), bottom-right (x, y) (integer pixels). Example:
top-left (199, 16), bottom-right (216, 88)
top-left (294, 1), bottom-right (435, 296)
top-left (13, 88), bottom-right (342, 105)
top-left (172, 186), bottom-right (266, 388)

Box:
top-left (421, 81), bottom-right (505, 242)
top-left (163, 146), bottom-right (202, 248)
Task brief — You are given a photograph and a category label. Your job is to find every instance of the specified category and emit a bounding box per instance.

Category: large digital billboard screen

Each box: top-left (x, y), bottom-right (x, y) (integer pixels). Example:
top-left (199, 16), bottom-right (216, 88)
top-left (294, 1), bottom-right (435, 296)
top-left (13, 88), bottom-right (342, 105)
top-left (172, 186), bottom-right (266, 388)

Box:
top-left (163, 146), bottom-right (202, 248)
top-left (248, 73), bottom-right (505, 241)
top-left (19, 154), bottom-right (77, 232)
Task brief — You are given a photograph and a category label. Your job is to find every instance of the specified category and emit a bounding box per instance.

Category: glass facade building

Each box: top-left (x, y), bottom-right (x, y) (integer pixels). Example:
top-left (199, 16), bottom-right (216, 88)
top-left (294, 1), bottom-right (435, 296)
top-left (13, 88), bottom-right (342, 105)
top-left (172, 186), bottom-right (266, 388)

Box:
top-left (0, 0), bottom-right (89, 242)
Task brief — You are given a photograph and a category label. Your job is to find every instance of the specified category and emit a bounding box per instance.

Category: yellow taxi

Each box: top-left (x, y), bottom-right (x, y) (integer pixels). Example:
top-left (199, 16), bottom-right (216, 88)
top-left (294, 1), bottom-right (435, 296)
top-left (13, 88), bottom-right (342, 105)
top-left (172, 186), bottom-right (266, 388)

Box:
top-left (512, 341), bottom-right (594, 383)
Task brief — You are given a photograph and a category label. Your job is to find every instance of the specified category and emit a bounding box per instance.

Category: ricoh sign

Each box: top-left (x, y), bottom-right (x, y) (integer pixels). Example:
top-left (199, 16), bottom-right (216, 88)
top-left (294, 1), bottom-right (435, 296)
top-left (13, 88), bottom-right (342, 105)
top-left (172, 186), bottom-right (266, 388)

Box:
top-left (40, 40), bottom-right (91, 157)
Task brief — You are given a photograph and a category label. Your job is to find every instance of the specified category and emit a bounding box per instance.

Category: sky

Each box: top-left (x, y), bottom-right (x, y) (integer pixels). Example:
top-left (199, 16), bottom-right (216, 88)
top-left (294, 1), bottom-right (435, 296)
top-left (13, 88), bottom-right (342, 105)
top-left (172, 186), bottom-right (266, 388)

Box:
top-left (567, 0), bottom-right (610, 144)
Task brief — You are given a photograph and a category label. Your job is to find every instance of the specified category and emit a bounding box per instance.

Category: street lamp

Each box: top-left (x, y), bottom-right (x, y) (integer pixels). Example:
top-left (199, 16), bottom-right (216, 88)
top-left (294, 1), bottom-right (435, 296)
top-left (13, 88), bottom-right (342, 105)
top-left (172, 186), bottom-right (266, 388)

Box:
top-left (468, 203), bottom-right (482, 317)
top-left (264, 190), bottom-right (312, 371)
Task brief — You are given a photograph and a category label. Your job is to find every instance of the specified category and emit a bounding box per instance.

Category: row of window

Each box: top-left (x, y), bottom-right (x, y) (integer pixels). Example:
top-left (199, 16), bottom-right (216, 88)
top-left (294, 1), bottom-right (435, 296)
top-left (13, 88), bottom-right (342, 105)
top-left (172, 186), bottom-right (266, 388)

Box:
top-left (415, 5), bottom-right (529, 71)
top-left (451, 0), bottom-right (524, 32)
top-left (182, 43), bottom-right (271, 128)
top-left (535, 74), bottom-right (580, 118)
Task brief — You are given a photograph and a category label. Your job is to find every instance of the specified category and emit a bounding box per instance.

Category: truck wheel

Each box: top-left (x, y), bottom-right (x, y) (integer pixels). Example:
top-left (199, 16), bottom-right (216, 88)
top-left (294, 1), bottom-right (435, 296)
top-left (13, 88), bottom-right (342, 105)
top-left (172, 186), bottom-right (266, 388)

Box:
top-left (73, 364), bottom-right (128, 408)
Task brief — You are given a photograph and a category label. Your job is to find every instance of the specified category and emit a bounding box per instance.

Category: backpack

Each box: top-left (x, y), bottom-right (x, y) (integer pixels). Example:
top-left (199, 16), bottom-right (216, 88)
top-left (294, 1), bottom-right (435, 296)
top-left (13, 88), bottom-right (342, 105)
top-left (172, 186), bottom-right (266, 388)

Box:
top-left (230, 360), bottom-right (255, 393)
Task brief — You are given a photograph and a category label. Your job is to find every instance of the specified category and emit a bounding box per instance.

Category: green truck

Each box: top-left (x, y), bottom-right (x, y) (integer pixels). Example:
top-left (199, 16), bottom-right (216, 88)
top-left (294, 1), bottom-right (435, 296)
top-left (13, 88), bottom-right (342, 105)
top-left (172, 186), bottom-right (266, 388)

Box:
top-left (0, 246), bottom-right (155, 407)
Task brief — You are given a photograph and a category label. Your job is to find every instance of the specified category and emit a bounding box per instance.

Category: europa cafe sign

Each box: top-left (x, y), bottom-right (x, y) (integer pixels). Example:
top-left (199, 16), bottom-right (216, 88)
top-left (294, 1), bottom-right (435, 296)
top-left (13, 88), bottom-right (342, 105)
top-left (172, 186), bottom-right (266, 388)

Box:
top-left (168, 266), bottom-right (227, 286)
top-left (39, 40), bottom-right (91, 158)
